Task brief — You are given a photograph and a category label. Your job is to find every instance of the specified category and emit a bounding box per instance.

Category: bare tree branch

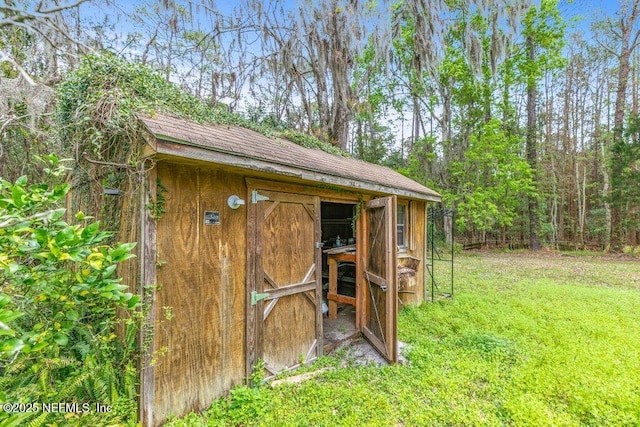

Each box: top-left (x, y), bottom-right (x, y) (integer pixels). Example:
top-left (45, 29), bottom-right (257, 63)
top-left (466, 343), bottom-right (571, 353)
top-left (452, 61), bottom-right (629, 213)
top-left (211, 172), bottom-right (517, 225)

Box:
top-left (596, 37), bottom-right (622, 58)
top-left (35, 0), bottom-right (89, 15)
top-left (0, 0), bottom-right (88, 27)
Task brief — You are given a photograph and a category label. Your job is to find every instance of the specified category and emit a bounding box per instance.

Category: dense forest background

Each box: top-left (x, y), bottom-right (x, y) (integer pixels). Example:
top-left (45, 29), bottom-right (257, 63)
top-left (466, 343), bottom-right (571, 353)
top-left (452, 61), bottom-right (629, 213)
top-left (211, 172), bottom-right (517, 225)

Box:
top-left (2, 0), bottom-right (640, 251)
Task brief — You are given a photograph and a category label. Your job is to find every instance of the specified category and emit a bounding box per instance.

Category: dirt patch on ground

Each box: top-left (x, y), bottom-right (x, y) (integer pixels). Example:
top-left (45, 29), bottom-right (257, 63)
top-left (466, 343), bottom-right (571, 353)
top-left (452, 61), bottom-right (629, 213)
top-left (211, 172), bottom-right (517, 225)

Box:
top-left (334, 337), bottom-right (407, 367)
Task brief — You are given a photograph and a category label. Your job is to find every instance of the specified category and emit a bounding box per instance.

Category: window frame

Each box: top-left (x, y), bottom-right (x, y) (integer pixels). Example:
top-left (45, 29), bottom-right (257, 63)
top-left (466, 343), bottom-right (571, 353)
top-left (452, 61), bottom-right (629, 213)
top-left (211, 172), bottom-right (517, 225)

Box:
top-left (397, 201), bottom-right (409, 251)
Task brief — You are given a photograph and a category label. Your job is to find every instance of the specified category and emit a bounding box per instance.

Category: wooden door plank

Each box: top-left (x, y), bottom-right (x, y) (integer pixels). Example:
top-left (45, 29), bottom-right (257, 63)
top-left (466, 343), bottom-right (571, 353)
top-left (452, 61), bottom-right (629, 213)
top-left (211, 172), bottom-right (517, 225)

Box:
top-left (367, 196), bottom-right (391, 209)
top-left (245, 181), bottom-right (257, 382)
top-left (363, 270), bottom-right (387, 287)
top-left (263, 298), bottom-right (279, 321)
top-left (263, 201), bottom-right (280, 220)
top-left (254, 193), bottom-right (265, 376)
top-left (361, 196), bottom-right (398, 363)
top-left (313, 194), bottom-right (323, 360)
top-left (245, 177), bottom-right (361, 203)
top-left (362, 198), bottom-right (387, 357)
top-left (264, 281), bottom-right (316, 300)
top-left (305, 339), bottom-right (318, 362)
top-left (303, 203), bottom-right (315, 221)
top-left (249, 188), bottom-right (322, 378)
top-left (261, 190), bottom-right (317, 205)
top-left (263, 272), bottom-right (278, 290)
top-left (387, 196), bottom-right (398, 361)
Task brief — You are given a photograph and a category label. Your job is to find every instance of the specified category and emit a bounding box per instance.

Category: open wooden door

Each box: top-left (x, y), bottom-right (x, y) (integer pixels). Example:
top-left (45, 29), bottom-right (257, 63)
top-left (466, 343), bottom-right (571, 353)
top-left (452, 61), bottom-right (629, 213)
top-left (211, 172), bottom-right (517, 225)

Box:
top-left (247, 188), bottom-right (322, 379)
top-left (360, 196), bottom-right (398, 362)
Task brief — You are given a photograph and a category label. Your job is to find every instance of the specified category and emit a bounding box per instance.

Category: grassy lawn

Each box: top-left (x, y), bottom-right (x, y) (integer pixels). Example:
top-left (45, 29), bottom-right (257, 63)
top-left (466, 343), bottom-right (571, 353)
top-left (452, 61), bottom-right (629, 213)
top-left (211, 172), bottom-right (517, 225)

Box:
top-left (168, 252), bottom-right (640, 426)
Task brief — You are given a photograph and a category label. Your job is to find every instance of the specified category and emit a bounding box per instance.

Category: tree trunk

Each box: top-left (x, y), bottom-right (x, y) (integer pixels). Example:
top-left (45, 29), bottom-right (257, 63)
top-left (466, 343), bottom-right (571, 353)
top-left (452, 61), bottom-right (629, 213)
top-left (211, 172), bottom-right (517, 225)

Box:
top-left (526, 33), bottom-right (542, 250)
top-left (444, 215), bottom-right (453, 246)
top-left (611, 0), bottom-right (640, 249)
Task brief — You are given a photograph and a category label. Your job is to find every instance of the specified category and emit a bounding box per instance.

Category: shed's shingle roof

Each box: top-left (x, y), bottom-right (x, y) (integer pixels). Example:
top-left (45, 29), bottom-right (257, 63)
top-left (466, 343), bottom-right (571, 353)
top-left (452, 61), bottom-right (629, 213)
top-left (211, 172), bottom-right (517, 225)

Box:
top-left (140, 113), bottom-right (441, 202)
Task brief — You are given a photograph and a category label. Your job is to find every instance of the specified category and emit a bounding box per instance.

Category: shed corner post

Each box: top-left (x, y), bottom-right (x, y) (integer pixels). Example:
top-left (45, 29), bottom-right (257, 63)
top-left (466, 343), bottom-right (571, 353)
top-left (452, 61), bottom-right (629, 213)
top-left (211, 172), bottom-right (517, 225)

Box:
top-left (423, 204), bottom-right (429, 304)
top-left (139, 162), bottom-right (158, 427)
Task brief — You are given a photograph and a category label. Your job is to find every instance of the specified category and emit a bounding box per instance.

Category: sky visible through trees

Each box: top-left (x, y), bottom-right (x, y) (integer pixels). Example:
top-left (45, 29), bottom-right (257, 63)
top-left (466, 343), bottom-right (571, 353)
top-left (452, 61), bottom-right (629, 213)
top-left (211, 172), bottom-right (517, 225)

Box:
top-left (1, 0), bottom-right (640, 251)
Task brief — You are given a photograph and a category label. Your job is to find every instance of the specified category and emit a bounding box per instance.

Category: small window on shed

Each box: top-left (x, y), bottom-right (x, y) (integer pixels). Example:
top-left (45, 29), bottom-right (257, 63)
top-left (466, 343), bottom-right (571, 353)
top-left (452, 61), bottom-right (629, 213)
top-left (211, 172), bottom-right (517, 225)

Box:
top-left (397, 203), bottom-right (408, 249)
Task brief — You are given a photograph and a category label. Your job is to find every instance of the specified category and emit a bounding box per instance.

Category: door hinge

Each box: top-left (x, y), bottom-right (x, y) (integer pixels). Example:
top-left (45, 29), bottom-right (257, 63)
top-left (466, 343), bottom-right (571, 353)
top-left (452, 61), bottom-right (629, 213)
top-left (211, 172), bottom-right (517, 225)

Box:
top-left (251, 190), bottom-right (270, 204)
top-left (315, 242), bottom-right (324, 249)
top-left (251, 291), bottom-right (269, 306)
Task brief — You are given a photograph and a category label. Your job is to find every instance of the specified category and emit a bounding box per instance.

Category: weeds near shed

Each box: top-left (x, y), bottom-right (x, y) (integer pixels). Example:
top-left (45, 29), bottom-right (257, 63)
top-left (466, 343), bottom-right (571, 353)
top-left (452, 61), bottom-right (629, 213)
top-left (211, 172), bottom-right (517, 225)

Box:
top-left (249, 358), bottom-right (266, 386)
top-left (168, 252), bottom-right (640, 426)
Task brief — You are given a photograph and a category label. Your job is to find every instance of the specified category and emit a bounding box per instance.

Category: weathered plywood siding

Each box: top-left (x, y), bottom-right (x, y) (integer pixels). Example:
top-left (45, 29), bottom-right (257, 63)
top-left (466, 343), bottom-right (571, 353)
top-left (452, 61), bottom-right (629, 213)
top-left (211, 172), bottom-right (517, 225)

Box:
top-left (153, 162), bottom-right (245, 425)
top-left (115, 185), bottom-right (141, 297)
top-left (111, 176), bottom-right (142, 339)
top-left (398, 200), bottom-right (427, 306)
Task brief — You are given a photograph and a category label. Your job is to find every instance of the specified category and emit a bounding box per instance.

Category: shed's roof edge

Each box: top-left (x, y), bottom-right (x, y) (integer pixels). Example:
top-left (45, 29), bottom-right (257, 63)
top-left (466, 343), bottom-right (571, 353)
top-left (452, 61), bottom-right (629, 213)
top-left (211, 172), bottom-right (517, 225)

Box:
top-left (150, 130), bottom-right (440, 202)
top-left (138, 114), bottom-right (441, 202)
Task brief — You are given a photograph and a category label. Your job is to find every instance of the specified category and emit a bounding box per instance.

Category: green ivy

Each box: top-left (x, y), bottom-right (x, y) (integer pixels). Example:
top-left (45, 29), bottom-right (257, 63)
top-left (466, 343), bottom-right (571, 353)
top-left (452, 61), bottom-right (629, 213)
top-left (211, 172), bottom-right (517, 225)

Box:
top-left (146, 179), bottom-right (168, 220)
top-left (56, 53), bottom-right (348, 161)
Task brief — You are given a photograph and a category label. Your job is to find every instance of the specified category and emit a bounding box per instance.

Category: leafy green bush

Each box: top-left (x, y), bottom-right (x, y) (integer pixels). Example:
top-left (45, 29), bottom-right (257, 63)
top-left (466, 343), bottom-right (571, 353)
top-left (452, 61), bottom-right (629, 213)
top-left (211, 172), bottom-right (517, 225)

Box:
top-left (0, 155), bottom-right (140, 426)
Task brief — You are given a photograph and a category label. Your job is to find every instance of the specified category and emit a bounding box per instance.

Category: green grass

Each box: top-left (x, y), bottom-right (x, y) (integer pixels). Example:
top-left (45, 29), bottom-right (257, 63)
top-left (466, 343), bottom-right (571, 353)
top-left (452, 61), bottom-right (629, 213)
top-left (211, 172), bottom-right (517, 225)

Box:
top-left (168, 252), bottom-right (640, 426)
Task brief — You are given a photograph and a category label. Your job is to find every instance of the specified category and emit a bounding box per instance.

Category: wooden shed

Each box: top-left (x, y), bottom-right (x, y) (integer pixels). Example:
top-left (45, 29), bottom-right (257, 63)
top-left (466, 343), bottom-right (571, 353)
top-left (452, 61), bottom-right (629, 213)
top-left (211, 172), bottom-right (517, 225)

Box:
top-left (131, 113), bottom-right (440, 425)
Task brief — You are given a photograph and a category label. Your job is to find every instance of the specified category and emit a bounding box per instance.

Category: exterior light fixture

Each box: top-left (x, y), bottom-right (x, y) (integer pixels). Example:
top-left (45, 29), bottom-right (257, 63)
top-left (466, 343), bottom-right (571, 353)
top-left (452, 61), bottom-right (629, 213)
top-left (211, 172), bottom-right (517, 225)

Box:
top-left (227, 195), bottom-right (245, 209)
